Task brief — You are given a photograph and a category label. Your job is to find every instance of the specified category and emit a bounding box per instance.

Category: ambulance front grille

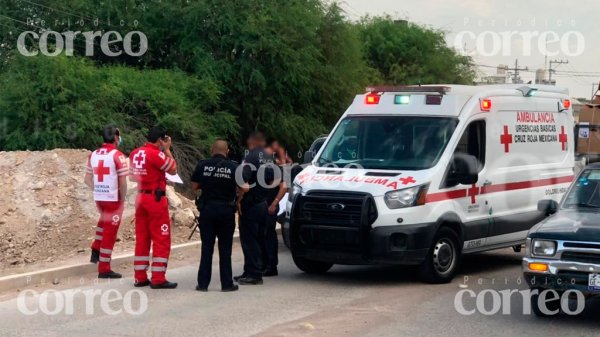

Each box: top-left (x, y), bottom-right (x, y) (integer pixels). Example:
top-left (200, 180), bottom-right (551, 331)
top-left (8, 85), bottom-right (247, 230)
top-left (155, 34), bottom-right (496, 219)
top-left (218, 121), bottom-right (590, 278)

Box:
top-left (297, 191), bottom-right (375, 227)
top-left (291, 191), bottom-right (377, 252)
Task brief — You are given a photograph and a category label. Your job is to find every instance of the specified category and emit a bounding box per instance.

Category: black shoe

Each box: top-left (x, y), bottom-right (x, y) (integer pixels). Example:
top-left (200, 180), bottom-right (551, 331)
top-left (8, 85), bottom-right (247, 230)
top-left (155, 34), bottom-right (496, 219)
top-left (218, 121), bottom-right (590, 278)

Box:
top-left (134, 280), bottom-right (151, 287)
top-left (222, 285), bottom-right (239, 292)
top-left (90, 249), bottom-right (100, 264)
top-left (238, 277), bottom-right (263, 285)
top-left (263, 268), bottom-right (278, 277)
top-left (233, 274), bottom-right (247, 282)
top-left (151, 281), bottom-right (178, 289)
top-left (196, 285), bottom-right (208, 292)
top-left (98, 271), bottom-right (122, 279)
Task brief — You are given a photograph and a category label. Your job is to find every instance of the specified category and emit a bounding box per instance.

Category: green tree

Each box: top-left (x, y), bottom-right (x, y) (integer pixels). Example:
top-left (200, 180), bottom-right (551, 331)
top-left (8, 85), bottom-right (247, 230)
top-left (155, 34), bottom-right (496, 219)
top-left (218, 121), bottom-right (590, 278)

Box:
top-left (359, 16), bottom-right (476, 85)
top-left (0, 55), bottom-right (235, 181)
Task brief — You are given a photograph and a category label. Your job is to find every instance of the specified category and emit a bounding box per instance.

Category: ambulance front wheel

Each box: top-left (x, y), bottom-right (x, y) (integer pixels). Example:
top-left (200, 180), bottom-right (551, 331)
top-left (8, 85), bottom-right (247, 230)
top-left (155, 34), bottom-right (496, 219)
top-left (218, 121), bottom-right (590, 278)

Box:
top-left (419, 227), bottom-right (461, 284)
top-left (292, 254), bottom-right (333, 274)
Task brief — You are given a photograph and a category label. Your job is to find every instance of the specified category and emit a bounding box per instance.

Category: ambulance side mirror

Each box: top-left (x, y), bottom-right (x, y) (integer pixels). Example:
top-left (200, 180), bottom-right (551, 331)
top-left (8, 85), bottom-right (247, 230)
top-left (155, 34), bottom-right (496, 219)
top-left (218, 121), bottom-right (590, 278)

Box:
top-left (304, 151), bottom-right (315, 164)
top-left (538, 200), bottom-right (558, 216)
top-left (449, 153), bottom-right (479, 186)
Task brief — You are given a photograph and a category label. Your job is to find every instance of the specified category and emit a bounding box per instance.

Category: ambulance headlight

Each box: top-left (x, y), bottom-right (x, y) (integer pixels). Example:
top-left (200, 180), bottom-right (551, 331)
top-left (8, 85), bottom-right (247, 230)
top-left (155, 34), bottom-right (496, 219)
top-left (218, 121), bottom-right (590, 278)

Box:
top-left (532, 239), bottom-right (557, 257)
top-left (290, 183), bottom-right (303, 199)
top-left (384, 184), bottom-right (429, 209)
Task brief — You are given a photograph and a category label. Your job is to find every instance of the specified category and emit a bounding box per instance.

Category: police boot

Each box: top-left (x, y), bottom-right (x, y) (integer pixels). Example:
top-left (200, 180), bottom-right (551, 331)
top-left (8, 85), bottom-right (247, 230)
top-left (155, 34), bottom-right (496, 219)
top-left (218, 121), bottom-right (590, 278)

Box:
top-left (238, 277), bottom-right (263, 285)
top-left (263, 268), bottom-right (278, 277)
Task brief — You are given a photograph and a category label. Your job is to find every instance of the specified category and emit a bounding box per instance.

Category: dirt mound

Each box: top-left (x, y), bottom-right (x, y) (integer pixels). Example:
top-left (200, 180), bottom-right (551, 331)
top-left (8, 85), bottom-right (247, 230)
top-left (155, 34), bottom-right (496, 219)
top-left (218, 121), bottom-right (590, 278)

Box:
top-left (0, 149), bottom-right (199, 276)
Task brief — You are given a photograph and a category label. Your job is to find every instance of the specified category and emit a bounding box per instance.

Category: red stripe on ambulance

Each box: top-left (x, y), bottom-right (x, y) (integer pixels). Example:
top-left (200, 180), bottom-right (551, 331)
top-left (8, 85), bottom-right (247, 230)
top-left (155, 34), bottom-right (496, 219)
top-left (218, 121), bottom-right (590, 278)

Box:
top-left (425, 175), bottom-right (574, 203)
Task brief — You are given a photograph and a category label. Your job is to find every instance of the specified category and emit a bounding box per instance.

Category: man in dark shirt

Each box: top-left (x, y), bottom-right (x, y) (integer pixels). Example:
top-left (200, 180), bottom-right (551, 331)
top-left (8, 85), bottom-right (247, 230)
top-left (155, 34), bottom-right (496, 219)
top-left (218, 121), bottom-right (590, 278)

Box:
top-left (235, 131), bottom-right (274, 285)
top-left (191, 139), bottom-right (240, 292)
top-left (262, 144), bottom-right (287, 276)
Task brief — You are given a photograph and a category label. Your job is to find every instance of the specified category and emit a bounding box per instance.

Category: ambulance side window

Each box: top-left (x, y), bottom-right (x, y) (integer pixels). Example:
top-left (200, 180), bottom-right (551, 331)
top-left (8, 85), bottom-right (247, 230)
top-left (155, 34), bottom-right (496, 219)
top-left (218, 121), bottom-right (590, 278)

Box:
top-left (443, 120), bottom-right (485, 187)
top-left (455, 120), bottom-right (486, 171)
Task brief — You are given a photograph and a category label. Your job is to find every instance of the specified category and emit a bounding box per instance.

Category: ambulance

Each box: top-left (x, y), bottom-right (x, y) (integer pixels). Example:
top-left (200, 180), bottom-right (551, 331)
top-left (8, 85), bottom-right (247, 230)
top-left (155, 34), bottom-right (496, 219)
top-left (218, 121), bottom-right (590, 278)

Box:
top-left (285, 84), bottom-right (575, 283)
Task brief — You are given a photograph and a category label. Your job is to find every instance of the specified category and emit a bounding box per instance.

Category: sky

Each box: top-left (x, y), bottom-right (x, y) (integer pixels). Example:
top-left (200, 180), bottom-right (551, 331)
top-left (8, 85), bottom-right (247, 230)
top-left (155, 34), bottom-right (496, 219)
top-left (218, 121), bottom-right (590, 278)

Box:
top-left (340, 0), bottom-right (600, 99)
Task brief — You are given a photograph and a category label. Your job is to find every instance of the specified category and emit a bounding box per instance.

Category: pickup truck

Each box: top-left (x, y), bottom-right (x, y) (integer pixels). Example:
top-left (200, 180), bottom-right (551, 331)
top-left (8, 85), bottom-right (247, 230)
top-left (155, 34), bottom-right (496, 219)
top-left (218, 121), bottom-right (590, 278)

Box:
top-left (524, 163), bottom-right (600, 316)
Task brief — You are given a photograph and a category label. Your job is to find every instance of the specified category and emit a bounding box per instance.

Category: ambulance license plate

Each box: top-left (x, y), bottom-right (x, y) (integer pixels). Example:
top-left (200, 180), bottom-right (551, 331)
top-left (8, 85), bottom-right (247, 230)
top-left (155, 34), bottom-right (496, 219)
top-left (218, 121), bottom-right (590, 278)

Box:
top-left (588, 273), bottom-right (600, 292)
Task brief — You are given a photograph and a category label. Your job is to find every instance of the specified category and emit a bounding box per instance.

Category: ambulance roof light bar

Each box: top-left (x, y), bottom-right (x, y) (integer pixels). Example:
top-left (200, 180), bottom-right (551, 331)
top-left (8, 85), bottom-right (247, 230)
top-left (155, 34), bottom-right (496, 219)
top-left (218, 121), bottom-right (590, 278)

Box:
top-left (516, 85), bottom-right (568, 97)
top-left (517, 86), bottom-right (538, 97)
top-left (365, 86), bottom-right (451, 95)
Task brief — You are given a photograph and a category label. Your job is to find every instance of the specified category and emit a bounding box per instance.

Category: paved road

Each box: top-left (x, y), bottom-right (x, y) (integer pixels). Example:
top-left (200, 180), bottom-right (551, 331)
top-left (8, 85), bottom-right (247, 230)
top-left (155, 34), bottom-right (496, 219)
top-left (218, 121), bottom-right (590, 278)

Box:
top-left (0, 242), bottom-right (599, 337)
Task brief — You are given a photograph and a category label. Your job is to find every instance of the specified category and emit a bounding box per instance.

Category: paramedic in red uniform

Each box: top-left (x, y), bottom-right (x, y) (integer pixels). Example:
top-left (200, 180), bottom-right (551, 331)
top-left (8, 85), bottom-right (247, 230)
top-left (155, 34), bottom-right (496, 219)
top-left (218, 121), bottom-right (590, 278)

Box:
top-left (84, 125), bottom-right (128, 279)
top-left (129, 127), bottom-right (178, 289)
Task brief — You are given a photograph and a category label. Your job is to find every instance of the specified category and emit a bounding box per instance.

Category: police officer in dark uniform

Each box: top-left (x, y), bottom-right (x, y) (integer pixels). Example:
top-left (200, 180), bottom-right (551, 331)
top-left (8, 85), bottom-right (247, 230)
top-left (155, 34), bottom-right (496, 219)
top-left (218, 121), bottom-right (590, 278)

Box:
top-left (235, 131), bottom-right (274, 285)
top-left (191, 139), bottom-right (240, 292)
top-left (261, 143), bottom-right (287, 277)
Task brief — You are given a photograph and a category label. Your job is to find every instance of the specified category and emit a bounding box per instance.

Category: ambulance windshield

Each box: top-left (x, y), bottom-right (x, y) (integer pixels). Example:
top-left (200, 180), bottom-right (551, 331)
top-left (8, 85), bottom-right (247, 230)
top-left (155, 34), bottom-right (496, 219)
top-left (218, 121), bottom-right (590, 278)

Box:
top-left (316, 116), bottom-right (458, 170)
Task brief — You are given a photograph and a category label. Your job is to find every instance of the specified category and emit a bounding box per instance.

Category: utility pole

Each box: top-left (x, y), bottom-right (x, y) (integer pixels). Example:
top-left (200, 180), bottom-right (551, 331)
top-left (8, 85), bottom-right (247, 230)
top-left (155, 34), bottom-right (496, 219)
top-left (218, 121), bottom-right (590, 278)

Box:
top-left (507, 59), bottom-right (528, 84)
top-left (548, 59), bottom-right (568, 83)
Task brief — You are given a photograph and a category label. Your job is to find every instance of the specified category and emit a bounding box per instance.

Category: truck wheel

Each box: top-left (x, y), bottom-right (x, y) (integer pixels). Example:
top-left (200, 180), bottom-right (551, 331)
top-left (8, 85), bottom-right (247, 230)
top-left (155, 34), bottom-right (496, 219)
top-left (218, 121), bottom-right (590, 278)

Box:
top-left (531, 289), bottom-right (561, 317)
top-left (419, 227), bottom-right (461, 284)
top-left (292, 254), bottom-right (333, 274)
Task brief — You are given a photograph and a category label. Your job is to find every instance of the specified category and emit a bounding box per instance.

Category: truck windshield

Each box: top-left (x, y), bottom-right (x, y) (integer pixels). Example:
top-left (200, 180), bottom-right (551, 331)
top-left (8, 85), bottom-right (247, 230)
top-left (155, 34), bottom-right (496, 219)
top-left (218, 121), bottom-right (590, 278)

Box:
top-left (563, 169), bottom-right (600, 210)
top-left (316, 116), bottom-right (458, 170)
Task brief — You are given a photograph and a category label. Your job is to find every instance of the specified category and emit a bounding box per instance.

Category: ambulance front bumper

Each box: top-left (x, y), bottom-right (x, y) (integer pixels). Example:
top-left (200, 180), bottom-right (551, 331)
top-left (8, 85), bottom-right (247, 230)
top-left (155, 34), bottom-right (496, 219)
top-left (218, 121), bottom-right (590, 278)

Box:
top-left (289, 191), bottom-right (439, 265)
top-left (291, 222), bottom-right (436, 266)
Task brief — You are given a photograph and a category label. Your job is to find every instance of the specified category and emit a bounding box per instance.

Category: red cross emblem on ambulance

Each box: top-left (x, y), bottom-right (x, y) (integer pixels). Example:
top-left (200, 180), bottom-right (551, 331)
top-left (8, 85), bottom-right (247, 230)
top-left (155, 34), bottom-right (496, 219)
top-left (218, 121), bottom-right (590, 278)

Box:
top-left (467, 184), bottom-right (480, 204)
top-left (500, 125), bottom-right (513, 153)
top-left (559, 126), bottom-right (568, 151)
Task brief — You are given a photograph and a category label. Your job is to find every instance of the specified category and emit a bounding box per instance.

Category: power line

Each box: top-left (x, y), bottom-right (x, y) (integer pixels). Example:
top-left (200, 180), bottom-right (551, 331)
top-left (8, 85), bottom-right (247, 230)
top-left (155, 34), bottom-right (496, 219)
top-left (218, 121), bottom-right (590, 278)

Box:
top-left (0, 13), bottom-right (102, 51)
top-left (473, 62), bottom-right (600, 76)
top-left (18, 0), bottom-right (119, 27)
top-left (548, 59), bottom-right (568, 83)
top-left (0, 13), bottom-right (47, 31)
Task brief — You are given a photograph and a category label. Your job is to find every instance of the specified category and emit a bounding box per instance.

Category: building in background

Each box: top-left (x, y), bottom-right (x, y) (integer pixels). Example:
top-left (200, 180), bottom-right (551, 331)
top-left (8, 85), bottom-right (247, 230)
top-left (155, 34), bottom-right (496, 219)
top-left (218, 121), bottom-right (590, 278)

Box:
top-left (477, 65), bottom-right (508, 85)
top-left (534, 69), bottom-right (556, 85)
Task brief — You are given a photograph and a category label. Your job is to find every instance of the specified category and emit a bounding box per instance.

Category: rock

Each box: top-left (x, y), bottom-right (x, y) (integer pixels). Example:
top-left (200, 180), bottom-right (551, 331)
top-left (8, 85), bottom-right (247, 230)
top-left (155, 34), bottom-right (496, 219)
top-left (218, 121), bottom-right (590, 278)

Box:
top-left (31, 181), bottom-right (45, 190)
top-left (300, 323), bottom-right (315, 330)
top-left (173, 208), bottom-right (196, 228)
top-left (41, 210), bottom-right (52, 221)
top-left (166, 186), bottom-right (182, 209)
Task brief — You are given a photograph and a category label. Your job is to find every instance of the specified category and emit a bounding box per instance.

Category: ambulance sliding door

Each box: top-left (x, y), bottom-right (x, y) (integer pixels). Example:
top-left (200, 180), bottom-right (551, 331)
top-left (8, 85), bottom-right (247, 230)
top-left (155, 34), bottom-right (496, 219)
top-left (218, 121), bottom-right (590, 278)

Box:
top-left (485, 97), bottom-right (555, 245)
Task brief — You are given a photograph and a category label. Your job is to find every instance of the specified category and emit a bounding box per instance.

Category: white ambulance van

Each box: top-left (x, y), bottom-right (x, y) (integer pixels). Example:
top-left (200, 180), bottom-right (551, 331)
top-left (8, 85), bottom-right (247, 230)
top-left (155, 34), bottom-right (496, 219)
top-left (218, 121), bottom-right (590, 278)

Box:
top-left (286, 85), bottom-right (575, 283)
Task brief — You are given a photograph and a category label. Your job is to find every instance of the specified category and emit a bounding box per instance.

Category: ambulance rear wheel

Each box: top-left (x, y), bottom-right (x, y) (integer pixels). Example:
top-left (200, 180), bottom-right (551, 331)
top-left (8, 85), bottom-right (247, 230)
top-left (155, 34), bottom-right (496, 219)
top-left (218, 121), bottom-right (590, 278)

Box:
top-left (419, 227), bottom-right (460, 284)
top-left (292, 254), bottom-right (333, 274)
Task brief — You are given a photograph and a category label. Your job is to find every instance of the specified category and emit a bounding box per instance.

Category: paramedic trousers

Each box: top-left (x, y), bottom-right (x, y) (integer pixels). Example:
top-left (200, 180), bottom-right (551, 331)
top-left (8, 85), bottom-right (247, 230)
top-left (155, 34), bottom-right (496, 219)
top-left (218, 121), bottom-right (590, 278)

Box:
top-left (91, 201), bottom-right (124, 274)
top-left (197, 205), bottom-right (236, 290)
top-left (261, 206), bottom-right (279, 270)
top-left (134, 193), bottom-right (171, 285)
top-left (240, 200), bottom-right (268, 280)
